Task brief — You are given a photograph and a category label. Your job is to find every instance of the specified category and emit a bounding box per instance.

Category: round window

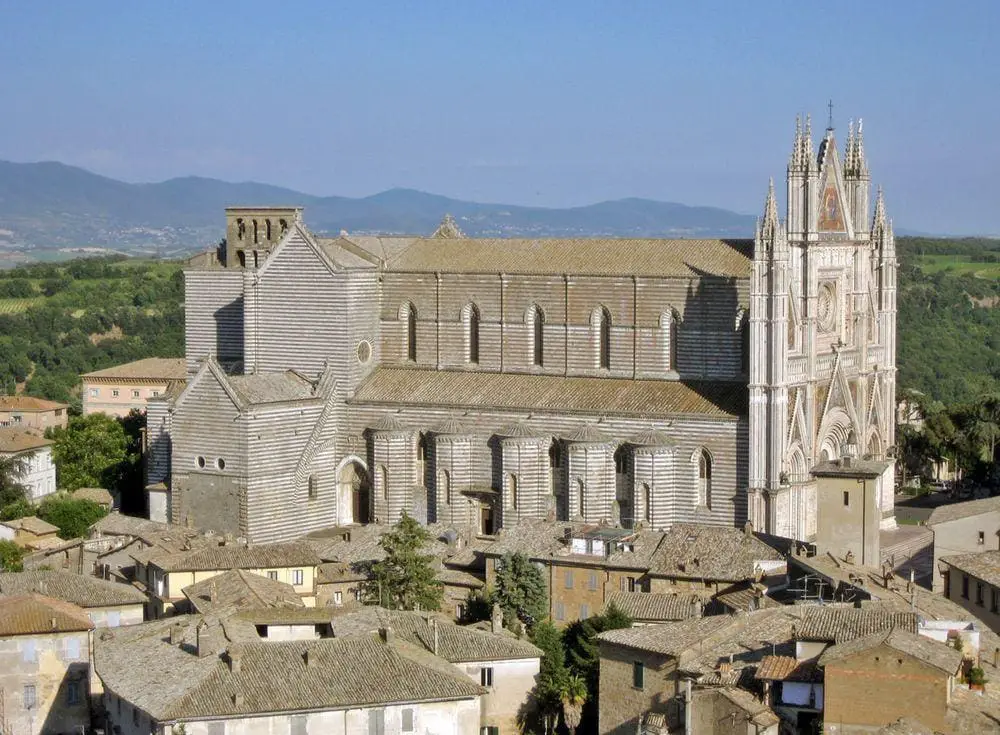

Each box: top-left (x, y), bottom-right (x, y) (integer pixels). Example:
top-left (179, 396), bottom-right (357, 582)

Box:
top-left (357, 340), bottom-right (372, 364)
top-left (216, 458), bottom-right (226, 470)
top-left (196, 456), bottom-right (206, 469)
top-left (817, 282), bottom-right (838, 333)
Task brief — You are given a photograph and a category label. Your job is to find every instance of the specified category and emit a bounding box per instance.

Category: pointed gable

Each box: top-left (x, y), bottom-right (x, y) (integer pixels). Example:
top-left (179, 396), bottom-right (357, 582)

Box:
top-left (816, 130), bottom-right (853, 236)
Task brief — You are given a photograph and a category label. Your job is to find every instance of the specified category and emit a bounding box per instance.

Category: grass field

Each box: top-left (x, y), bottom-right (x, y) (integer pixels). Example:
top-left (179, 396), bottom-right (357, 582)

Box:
top-left (915, 254), bottom-right (1000, 279)
top-left (0, 296), bottom-right (45, 313)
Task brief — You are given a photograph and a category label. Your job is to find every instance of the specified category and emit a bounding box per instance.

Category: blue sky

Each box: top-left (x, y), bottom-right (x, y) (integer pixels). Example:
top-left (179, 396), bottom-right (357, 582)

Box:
top-left (1, 1), bottom-right (997, 234)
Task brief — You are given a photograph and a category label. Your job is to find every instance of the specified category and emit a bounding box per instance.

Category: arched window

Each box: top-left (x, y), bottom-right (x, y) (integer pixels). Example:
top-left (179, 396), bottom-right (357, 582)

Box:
top-left (236, 218), bottom-right (245, 241)
top-left (508, 473), bottom-right (519, 510)
top-left (438, 469), bottom-right (451, 505)
top-left (593, 306), bottom-right (612, 370)
top-left (463, 303), bottom-right (480, 364)
top-left (265, 219), bottom-right (272, 241)
top-left (401, 303), bottom-right (417, 362)
top-left (549, 442), bottom-right (561, 468)
top-left (237, 251), bottom-right (246, 268)
top-left (661, 311), bottom-right (679, 372)
top-left (379, 465), bottom-right (389, 502)
top-left (614, 446), bottom-right (629, 476)
top-left (697, 449), bottom-right (712, 509)
top-left (643, 483), bottom-right (652, 523)
top-left (417, 434), bottom-right (428, 486)
top-left (577, 478), bottom-right (585, 518)
top-left (252, 219), bottom-right (259, 244)
top-left (529, 304), bottom-right (545, 367)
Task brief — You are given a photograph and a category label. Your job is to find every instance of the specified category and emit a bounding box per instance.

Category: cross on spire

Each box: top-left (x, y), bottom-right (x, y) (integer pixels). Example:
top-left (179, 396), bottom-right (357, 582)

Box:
top-left (827, 99), bottom-right (835, 130)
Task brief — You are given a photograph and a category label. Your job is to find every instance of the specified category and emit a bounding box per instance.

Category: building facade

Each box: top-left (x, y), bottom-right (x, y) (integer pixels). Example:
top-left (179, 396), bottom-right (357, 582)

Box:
top-left (151, 115), bottom-right (896, 544)
top-left (81, 357), bottom-right (187, 417)
top-left (0, 396), bottom-right (68, 431)
top-left (0, 427), bottom-right (56, 503)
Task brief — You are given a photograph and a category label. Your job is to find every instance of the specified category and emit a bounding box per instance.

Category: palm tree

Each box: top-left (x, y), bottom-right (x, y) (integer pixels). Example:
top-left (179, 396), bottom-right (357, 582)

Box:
top-left (561, 674), bottom-right (588, 735)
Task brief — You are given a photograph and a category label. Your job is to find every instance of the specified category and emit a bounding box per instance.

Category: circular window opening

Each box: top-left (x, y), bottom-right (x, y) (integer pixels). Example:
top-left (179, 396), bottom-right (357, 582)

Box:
top-left (357, 340), bottom-right (372, 364)
top-left (216, 458), bottom-right (226, 471)
top-left (196, 456), bottom-right (206, 469)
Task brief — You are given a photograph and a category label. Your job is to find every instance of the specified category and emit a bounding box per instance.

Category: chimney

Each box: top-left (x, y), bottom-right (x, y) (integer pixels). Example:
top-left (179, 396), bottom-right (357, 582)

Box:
top-left (232, 693), bottom-right (245, 707)
top-left (743, 520), bottom-right (753, 537)
top-left (196, 620), bottom-right (215, 658)
top-left (690, 598), bottom-right (703, 619)
top-left (210, 580), bottom-right (218, 603)
top-left (431, 618), bottom-right (440, 656)
top-left (227, 646), bottom-right (243, 673)
top-left (491, 604), bottom-right (504, 634)
top-left (169, 623), bottom-right (184, 645)
top-left (50, 617), bottom-right (57, 631)
top-left (379, 626), bottom-right (393, 644)
top-left (304, 648), bottom-right (318, 668)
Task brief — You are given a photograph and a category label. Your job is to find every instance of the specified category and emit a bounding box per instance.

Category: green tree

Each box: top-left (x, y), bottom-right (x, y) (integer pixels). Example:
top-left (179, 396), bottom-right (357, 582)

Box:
top-left (0, 454), bottom-right (28, 508)
top-left (364, 513), bottom-right (443, 611)
top-left (494, 552), bottom-right (549, 630)
top-left (531, 620), bottom-right (569, 734)
top-left (0, 499), bottom-right (35, 521)
top-left (0, 540), bottom-right (25, 571)
top-left (49, 413), bottom-right (128, 491)
top-left (563, 602), bottom-right (633, 734)
top-left (37, 496), bottom-right (108, 540)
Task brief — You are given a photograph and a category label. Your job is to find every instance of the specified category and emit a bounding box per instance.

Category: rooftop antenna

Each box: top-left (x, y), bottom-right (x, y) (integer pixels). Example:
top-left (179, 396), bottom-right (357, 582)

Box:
top-left (827, 99), bottom-right (835, 130)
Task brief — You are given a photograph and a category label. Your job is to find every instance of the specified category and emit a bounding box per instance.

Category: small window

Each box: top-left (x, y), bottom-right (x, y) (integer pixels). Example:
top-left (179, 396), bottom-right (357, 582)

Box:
top-left (976, 582), bottom-right (984, 606)
top-left (962, 575), bottom-right (970, 599)
top-left (480, 667), bottom-right (494, 687)
top-left (22, 640), bottom-right (36, 663)
top-left (216, 458), bottom-right (226, 470)
top-left (196, 456), bottom-right (206, 469)
top-left (23, 684), bottom-right (36, 709)
top-left (90, 388), bottom-right (99, 398)
top-left (133, 706), bottom-right (140, 726)
top-left (67, 680), bottom-right (81, 706)
top-left (267, 570), bottom-right (278, 581)
top-left (132, 389), bottom-right (141, 399)
top-left (292, 569), bottom-right (304, 586)
top-left (402, 708), bottom-right (414, 732)
top-left (308, 475), bottom-right (318, 501)
top-left (843, 491), bottom-right (850, 507)
top-left (112, 389), bottom-right (120, 398)
top-left (554, 602), bottom-right (565, 621)
top-left (588, 572), bottom-right (598, 591)
top-left (334, 591), bottom-right (343, 605)
top-left (65, 637), bottom-right (81, 660)
top-left (580, 603), bottom-right (589, 619)
top-left (633, 661), bottom-right (645, 689)
top-left (368, 709), bottom-right (385, 735)
top-left (564, 569), bottom-right (574, 590)
top-left (151, 390), bottom-right (159, 397)
top-left (979, 531), bottom-right (986, 545)
top-left (992, 589), bottom-right (999, 614)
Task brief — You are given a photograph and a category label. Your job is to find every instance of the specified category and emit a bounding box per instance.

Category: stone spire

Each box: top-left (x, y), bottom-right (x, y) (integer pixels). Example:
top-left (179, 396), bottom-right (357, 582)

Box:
top-left (762, 178), bottom-right (779, 240)
top-left (789, 115), bottom-right (803, 170)
top-left (431, 213), bottom-right (465, 239)
top-left (872, 186), bottom-right (887, 236)
top-left (802, 114), bottom-right (815, 168)
top-left (844, 119), bottom-right (856, 172)
top-left (855, 118), bottom-right (869, 177)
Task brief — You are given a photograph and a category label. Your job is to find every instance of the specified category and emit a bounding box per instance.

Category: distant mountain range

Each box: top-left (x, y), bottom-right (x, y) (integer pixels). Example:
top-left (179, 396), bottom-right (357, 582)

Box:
top-left (0, 160), bottom-right (760, 255)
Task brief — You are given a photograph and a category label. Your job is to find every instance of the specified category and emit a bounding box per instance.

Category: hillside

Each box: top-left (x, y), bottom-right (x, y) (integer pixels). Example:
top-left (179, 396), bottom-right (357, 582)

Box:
top-left (0, 160), bottom-right (758, 259)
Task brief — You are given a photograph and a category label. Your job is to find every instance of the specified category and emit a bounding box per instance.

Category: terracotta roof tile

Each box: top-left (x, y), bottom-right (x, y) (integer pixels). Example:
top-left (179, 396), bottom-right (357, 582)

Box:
top-left (136, 542), bottom-right (320, 573)
top-left (818, 628), bottom-right (963, 675)
top-left (604, 591), bottom-right (700, 622)
top-left (798, 605), bottom-right (919, 643)
top-left (82, 357), bottom-right (187, 381)
top-left (182, 570), bottom-right (305, 614)
top-left (647, 524), bottom-right (784, 582)
top-left (928, 496), bottom-right (1000, 526)
top-left (386, 237), bottom-right (753, 278)
top-left (1, 516), bottom-right (59, 535)
top-left (754, 655), bottom-right (821, 682)
top-left (0, 570), bottom-right (146, 607)
top-left (0, 396), bottom-right (68, 412)
top-left (0, 427), bottom-right (53, 453)
top-left (0, 593), bottom-right (94, 636)
top-left (351, 368), bottom-right (747, 419)
top-left (939, 550), bottom-right (1000, 586)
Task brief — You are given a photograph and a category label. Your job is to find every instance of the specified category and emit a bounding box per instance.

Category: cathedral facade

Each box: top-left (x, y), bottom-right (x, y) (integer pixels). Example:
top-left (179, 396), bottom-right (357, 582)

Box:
top-left (146, 116), bottom-right (896, 544)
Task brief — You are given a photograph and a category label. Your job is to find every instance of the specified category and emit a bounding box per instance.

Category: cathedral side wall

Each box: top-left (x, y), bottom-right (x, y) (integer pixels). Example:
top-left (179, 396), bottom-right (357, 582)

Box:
top-left (184, 269), bottom-right (244, 375)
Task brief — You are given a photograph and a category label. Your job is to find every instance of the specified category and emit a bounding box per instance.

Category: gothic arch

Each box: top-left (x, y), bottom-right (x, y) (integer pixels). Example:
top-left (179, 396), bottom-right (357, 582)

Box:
top-left (864, 428), bottom-right (884, 459)
top-left (526, 303), bottom-right (545, 367)
top-left (818, 408), bottom-right (853, 462)
top-left (690, 447), bottom-right (714, 509)
top-left (591, 306), bottom-right (612, 370)
top-left (336, 456), bottom-right (370, 525)
top-left (461, 302), bottom-right (481, 364)
top-left (398, 302), bottom-right (417, 362)
top-left (659, 309), bottom-right (680, 372)
top-left (786, 443), bottom-right (807, 484)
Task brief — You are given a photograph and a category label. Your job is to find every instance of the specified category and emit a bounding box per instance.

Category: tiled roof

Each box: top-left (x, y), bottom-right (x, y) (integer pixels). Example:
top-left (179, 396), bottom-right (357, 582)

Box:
top-left (0, 570), bottom-right (146, 607)
top-left (227, 371), bottom-right (317, 405)
top-left (715, 584), bottom-right (781, 613)
top-left (0, 427), bottom-right (53, 453)
top-left (818, 628), bottom-right (963, 675)
top-left (604, 591), bottom-right (700, 622)
top-left (0, 593), bottom-right (94, 636)
top-left (798, 604), bottom-right (919, 643)
top-left (90, 513), bottom-right (212, 551)
top-left (0, 395), bottom-right (68, 411)
top-left (754, 655), bottom-right (821, 682)
top-left (713, 687), bottom-right (780, 727)
top-left (939, 550), bottom-right (1000, 586)
top-left (83, 357), bottom-right (187, 381)
top-left (647, 523), bottom-right (784, 582)
top-left (327, 608), bottom-right (541, 663)
top-left (71, 487), bottom-right (114, 505)
top-left (136, 542), bottom-right (320, 573)
top-left (385, 237), bottom-right (753, 278)
top-left (1, 516), bottom-right (59, 535)
top-left (928, 496), bottom-right (1000, 526)
top-left (483, 519), bottom-right (661, 570)
top-left (562, 422), bottom-right (613, 444)
top-left (95, 618), bottom-right (485, 721)
top-left (182, 570), bottom-right (305, 614)
top-left (810, 458), bottom-right (892, 479)
top-left (350, 368), bottom-right (747, 419)
top-left (597, 615), bottom-right (736, 657)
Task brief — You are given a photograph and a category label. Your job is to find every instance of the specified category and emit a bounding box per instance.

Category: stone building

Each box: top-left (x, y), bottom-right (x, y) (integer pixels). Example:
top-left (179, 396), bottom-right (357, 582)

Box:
top-left (940, 550), bottom-right (1000, 634)
top-left (0, 427), bottom-right (56, 503)
top-left (928, 496), bottom-right (1000, 593)
top-left (150, 115), bottom-right (896, 544)
top-left (81, 357), bottom-right (187, 417)
top-left (0, 395), bottom-right (68, 431)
